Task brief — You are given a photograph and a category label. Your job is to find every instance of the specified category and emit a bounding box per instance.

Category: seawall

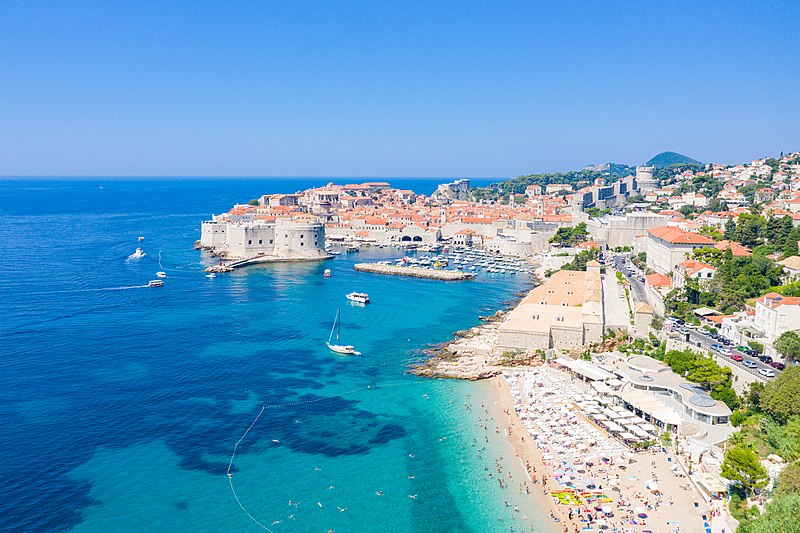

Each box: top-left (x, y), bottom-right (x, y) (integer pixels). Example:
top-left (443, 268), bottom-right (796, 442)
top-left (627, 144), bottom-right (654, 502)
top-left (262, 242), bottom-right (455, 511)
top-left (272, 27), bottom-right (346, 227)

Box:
top-left (354, 263), bottom-right (476, 281)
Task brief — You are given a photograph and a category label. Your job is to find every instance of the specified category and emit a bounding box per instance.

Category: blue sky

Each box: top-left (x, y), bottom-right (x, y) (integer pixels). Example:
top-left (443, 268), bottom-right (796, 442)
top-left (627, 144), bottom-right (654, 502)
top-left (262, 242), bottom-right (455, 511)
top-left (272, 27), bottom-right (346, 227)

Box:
top-left (1, 1), bottom-right (798, 177)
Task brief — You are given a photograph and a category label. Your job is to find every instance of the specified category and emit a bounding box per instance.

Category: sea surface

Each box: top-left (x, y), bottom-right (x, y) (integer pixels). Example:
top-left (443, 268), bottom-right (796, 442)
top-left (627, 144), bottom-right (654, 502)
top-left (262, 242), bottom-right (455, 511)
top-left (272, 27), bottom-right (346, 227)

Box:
top-left (0, 178), bottom-right (552, 532)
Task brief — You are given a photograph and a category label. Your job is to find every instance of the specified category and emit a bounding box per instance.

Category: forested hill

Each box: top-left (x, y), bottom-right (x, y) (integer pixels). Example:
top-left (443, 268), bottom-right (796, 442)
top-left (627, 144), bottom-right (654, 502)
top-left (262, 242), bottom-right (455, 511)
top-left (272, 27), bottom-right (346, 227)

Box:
top-left (646, 151), bottom-right (702, 168)
top-left (470, 165), bottom-right (634, 202)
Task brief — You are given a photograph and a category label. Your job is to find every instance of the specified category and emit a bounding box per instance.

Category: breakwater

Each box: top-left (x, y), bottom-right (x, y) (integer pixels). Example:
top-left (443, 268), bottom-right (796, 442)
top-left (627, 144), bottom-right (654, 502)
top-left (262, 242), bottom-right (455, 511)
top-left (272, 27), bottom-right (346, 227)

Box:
top-left (354, 262), bottom-right (476, 280)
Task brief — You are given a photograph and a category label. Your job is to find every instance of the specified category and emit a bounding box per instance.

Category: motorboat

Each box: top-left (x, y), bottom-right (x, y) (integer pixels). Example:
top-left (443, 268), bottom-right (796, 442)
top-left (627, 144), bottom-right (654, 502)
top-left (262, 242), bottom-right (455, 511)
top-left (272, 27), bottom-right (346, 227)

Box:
top-left (326, 308), bottom-right (361, 355)
top-left (324, 269), bottom-right (332, 278)
top-left (206, 273), bottom-right (216, 279)
top-left (156, 271), bottom-right (167, 278)
top-left (346, 292), bottom-right (370, 304)
top-left (148, 280), bottom-right (164, 287)
top-left (128, 248), bottom-right (146, 260)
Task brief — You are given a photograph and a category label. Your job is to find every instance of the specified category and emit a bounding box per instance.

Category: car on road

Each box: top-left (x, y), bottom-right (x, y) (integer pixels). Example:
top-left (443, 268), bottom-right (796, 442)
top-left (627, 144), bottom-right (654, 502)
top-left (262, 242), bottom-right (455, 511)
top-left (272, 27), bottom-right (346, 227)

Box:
top-left (771, 362), bottom-right (786, 371)
top-left (710, 343), bottom-right (723, 351)
top-left (731, 353), bottom-right (744, 362)
top-left (759, 368), bottom-right (776, 378)
top-left (758, 355), bottom-right (773, 364)
top-left (743, 360), bottom-right (758, 369)
top-left (719, 348), bottom-right (732, 356)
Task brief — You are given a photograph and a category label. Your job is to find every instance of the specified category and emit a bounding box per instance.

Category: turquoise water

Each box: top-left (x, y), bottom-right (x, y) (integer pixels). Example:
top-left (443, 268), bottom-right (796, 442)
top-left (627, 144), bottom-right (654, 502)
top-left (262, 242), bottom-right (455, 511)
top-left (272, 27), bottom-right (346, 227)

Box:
top-left (0, 179), bottom-right (550, 532)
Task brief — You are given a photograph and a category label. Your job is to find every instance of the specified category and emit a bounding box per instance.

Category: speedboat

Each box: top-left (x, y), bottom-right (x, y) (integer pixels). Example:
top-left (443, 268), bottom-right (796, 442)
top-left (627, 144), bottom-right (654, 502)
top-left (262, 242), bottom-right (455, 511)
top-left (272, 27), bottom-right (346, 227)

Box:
top-left (206, 273), bottom-right (216, 279)
top-left (324, 269), bottom-right (332, 278)
top-left (148, 280), bottom-right (164, 287)
top-left (346, 292), bottom-right (370, 304)
top-left (156, 271), bottom-right (167, 278)
top-left (128, 248), bottom-right (146, 260)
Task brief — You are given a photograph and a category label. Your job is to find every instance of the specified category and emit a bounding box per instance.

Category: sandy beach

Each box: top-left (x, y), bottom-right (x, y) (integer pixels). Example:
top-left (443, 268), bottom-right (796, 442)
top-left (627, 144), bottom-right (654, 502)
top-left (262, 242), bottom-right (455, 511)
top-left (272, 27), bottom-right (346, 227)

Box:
top-left (488, 369), bottom-right (717, 533)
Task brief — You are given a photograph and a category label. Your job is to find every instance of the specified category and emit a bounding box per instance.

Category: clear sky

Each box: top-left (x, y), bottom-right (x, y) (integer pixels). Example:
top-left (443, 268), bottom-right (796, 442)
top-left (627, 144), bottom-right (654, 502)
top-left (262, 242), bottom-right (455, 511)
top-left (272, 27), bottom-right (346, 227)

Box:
top-left (1, 1), bottom-right (798, 177)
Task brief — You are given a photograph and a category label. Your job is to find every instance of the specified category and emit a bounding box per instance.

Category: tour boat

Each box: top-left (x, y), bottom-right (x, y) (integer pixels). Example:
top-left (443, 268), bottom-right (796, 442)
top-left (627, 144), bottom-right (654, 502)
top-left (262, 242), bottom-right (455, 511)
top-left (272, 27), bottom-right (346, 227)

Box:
top-left (128, 248), bottom-right (146, 260)
top-left (148, 280), bottom-right (164, 287)
top-left (327, 308), bottom-right (360, 355)
top-left (156, 271), bottom-right (167, 278)
top-left (324, 269), bottom-right (332, 278)
top-left (346, 292), bottom-right (370, 304)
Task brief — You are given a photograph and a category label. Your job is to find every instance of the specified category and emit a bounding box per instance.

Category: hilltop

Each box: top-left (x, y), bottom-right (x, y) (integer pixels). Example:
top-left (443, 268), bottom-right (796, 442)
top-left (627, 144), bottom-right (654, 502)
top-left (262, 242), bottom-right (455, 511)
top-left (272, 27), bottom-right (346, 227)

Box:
top-left (646, 151), bottom-right (702, 168)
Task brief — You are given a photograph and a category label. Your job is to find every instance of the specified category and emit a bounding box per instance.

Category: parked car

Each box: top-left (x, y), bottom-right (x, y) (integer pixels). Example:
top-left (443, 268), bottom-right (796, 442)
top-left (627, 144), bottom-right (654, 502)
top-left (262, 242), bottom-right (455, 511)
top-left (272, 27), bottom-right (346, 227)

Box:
top-left (758, 355), bottom-right (773, 364)
top-left (746, 349), bottom-right (759, 357)
top-left (759, 368), bottom-right (776, 378)
top-left (719, 348), bottom-right (732, 356)
top-left (743, 360), bottom-right (758, 369)
top-left (731, 353), bottom-right (744, 362)
top-left (771, 362), bottom-right (786, 370)
top-left (710, 343), bottom-right (723, 351)
top-left (722, 338), bottom-right (732, 346)
top-left (736, 345), bottom-right (750, 353)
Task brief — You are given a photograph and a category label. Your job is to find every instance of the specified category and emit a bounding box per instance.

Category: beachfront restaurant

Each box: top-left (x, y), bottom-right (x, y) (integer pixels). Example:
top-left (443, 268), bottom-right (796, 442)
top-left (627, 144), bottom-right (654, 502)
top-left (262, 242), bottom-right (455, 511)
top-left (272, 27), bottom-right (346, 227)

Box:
top-left (620, 355), bottom-right (732, 431)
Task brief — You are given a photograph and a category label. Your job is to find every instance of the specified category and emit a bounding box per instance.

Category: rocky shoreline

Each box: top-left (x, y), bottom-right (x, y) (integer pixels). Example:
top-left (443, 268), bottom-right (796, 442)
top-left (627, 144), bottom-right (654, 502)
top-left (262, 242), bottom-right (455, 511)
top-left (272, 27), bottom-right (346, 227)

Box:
top-left (411, 284), bottom-right (541, 380)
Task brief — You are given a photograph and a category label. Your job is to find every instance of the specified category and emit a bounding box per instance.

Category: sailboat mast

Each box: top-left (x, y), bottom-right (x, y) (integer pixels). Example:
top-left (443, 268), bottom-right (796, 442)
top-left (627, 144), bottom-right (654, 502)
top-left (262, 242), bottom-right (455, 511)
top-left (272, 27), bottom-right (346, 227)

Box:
top-left (337, 308), bottom-right (341, 342)
top-left (328, 309), bottom-right (338, 344)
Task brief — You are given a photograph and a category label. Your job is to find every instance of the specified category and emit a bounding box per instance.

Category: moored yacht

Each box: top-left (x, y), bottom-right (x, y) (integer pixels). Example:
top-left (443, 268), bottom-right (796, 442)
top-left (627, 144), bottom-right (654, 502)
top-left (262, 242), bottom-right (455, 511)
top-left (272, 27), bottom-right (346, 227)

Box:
top-left (346, 292), bottom-right (370, 304)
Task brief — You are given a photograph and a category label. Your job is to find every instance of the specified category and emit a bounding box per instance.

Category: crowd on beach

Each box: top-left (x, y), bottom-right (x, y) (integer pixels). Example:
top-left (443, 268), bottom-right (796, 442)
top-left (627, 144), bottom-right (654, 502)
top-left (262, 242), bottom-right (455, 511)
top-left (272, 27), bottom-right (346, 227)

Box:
top-left (499, 367), bottom-right (713, 533)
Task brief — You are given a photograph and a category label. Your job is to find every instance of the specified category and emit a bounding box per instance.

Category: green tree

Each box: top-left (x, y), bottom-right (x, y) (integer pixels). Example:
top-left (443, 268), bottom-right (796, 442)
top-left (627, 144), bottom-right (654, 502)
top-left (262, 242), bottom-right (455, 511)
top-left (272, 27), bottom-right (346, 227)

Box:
top-left (766, 215), bottom-right (794, 248)
top-left (738, 492), bottom-right (800, 533)
top-left (721, 445), bottom-right (769, 496)
top-left (775, 331), bottom-right (800, 363)
top-left (778, 461), bottom-right (800, 494)
top-left (784, 227), bottom-right (800, 258)
top-left (688, 357), bottom-right (730, 389)
top-left (247, 199), bottom-right (260, 206)
top-left (734, 213), bottom-right (767, 247)
top-left (761, 367), bottom-right (800, 423)
top-left (692, 246), bottom-right (725, 267)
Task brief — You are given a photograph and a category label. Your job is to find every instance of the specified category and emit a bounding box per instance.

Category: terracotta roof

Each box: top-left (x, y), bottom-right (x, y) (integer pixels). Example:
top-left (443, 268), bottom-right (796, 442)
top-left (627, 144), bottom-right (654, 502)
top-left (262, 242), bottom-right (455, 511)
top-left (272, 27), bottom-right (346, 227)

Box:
top-left (714, 240), bottom-right (752, 256)
top-left (646, 273), bottom-right (672, 288)
top-left (677, 259), bottom-right (717, 276)
top-left (648, 226), bottom-right (715, 245)
top-left (757, 292), bottom-right (800, 309)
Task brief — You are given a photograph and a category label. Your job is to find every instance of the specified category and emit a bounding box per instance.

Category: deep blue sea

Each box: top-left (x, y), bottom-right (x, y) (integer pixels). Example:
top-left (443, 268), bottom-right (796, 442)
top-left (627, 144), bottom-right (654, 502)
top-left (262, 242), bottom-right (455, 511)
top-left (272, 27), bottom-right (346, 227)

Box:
top-left (0, 178), bottom-right (551, 533)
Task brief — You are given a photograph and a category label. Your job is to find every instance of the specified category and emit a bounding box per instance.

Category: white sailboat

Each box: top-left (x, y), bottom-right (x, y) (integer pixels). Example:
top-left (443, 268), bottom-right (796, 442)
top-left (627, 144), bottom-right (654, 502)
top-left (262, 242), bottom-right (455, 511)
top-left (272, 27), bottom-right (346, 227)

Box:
top-left (327, 308), bottom-right (360, 355)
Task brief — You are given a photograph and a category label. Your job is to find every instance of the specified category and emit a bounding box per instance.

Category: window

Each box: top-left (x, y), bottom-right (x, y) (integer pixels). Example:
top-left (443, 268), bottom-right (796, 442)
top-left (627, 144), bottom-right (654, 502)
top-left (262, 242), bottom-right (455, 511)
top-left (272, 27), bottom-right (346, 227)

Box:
top-left (248, 240), bottom-right (252, 245)
top-left (300, 243), bottom-right (304, 246)
top-left (270, 239), bottom-right (273, 244)
top-left (258, 240), bottom-right (262, 244)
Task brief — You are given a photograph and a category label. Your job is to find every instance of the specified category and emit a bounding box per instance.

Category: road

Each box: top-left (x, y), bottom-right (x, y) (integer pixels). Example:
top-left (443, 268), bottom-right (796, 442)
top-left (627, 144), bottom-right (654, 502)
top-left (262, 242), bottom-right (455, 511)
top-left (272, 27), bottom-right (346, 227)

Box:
top-left (612, 255), bottom-right (647, 303)
top-left (609, 254), bottom-right (777, 380)
top-left (679, 327), bottom-right (776, 380)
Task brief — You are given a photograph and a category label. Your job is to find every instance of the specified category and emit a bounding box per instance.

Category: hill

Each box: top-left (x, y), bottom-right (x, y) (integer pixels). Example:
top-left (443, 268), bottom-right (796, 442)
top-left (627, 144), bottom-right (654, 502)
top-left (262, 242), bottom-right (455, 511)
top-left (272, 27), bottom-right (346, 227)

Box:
top-left (646, 151), bottom-right (702, 168)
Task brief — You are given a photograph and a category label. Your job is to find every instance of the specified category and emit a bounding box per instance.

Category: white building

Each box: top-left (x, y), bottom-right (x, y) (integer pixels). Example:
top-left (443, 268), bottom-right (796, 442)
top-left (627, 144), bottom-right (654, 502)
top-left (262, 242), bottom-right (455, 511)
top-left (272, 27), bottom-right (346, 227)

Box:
top-left (639, 226), bottom-right (715, 275)
top-left (753, 292), bottom-right (800, 345)
top-left (673, 259), bottom-right (717, 289)
top-left (200, 217), bottom-right (328, 261)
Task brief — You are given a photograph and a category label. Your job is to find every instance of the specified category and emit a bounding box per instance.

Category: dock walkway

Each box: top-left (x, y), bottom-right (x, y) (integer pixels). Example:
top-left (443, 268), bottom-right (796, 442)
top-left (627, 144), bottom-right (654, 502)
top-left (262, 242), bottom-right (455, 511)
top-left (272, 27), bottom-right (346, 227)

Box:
top-left (354, 263), bottom-right (476, 281)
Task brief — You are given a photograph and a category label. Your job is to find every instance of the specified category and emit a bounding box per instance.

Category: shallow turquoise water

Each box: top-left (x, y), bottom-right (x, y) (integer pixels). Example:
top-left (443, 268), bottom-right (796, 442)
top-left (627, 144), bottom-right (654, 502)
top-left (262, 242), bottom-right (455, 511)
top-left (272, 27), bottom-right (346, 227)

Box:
top-left (0, 179), bottom-right (551, 532)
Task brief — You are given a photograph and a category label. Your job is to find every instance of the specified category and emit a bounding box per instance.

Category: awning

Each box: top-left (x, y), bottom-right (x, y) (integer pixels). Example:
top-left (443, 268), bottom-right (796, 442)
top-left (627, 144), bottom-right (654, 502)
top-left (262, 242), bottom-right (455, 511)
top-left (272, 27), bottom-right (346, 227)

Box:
top-left (591, 381), bottom-right (612, 394)
top-left (619, 388), bottom-right (682, 426)
top-left (694, 307), bottom-right (720, 317)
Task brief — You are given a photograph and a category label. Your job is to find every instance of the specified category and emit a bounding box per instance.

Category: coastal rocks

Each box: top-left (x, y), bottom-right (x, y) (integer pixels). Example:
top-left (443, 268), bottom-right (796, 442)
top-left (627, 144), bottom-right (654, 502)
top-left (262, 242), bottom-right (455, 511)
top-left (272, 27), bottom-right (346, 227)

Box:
top-left (412, 321), bottom-right (541, 380)
top-left (353, 263), bottom-right (476, 281)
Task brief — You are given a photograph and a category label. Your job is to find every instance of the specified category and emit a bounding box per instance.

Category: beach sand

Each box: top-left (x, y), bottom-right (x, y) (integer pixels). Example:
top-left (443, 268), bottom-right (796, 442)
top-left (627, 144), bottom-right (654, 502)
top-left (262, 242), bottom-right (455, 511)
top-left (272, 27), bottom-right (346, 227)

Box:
top-left (488, 373), bottom-right (713, 533)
